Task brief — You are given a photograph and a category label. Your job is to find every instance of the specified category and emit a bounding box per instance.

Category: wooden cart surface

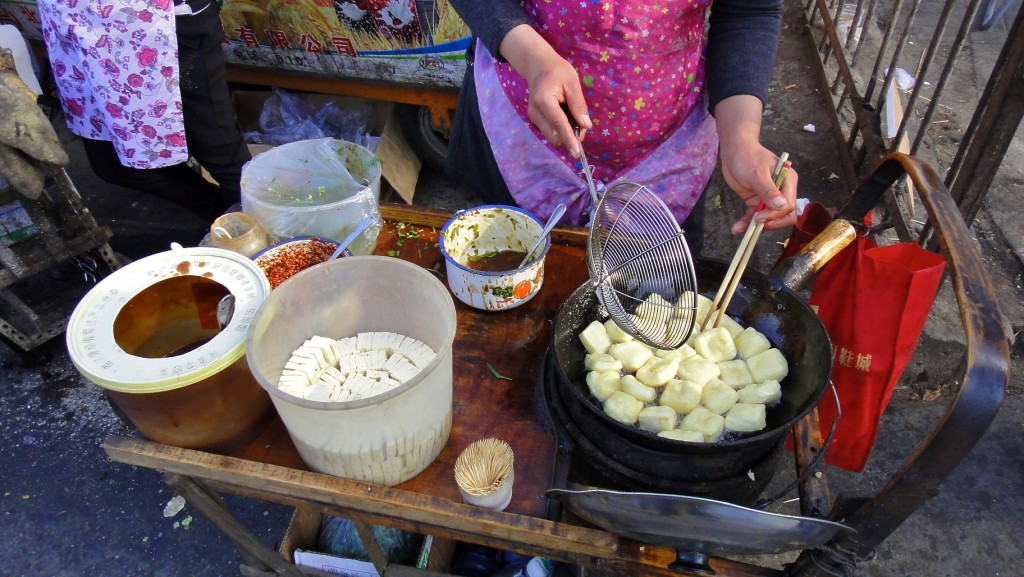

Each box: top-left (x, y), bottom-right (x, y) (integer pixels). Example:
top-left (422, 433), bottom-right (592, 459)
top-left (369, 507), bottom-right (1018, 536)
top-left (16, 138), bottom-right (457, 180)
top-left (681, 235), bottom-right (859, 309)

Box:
top-left (103, 157), bottom-right (1010, 577)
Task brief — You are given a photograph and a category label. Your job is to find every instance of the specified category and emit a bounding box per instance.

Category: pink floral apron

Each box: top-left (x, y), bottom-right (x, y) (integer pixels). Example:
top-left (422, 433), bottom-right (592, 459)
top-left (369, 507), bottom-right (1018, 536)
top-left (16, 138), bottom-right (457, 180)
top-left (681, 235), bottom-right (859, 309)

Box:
top-left (476, 0), bottom-right (717, 225)
top-left (38, 0), bottom-right (188, 169)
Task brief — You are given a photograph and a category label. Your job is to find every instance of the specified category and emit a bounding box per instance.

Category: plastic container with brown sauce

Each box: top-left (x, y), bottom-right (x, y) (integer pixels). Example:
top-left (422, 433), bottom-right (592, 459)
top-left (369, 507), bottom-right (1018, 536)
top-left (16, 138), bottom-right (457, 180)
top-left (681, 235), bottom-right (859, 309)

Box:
top-left (66, 247), bottom-right (275, 453)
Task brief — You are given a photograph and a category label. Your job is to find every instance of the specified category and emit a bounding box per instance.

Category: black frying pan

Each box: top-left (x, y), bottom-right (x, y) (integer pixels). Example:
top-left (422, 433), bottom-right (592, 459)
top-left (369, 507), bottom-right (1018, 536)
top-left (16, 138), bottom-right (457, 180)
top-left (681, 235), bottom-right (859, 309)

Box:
top-left (551, 257), bottom-right (833, 480)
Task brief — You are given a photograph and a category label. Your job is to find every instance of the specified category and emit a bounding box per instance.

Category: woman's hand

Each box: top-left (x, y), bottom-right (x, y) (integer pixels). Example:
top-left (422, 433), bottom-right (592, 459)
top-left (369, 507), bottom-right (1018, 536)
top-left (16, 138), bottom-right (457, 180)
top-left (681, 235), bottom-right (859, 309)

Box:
top-left (498, 24), bottom-right (591, 157)
top-left (714, 95), bottom-right (798, 234)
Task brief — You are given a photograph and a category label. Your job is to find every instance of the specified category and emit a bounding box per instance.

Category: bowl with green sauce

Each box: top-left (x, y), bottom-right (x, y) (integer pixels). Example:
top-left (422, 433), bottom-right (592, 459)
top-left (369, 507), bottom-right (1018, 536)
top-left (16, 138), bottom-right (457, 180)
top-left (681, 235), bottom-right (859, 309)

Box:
top-left (439, 205), bottom-right (548, 311)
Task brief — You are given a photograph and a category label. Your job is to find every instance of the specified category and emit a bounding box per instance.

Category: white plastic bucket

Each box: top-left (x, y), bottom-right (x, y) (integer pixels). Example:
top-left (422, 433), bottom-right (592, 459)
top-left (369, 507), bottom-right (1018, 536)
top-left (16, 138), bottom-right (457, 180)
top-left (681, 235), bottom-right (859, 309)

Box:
top-left (245, 256), bottom-right (457, 486)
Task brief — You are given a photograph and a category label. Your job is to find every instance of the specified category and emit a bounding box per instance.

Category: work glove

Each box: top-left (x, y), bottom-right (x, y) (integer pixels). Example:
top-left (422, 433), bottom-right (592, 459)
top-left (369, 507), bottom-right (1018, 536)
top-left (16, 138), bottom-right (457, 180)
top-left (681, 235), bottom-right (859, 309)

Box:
top-left (0, 48), bottom-right (69, 199)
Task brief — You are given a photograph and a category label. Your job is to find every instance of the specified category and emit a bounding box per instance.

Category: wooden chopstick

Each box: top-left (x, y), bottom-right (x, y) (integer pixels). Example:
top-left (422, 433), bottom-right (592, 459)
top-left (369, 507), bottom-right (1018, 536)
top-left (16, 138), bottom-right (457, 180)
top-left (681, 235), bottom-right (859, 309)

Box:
top-left (701, 154), bottom-right (792, 331)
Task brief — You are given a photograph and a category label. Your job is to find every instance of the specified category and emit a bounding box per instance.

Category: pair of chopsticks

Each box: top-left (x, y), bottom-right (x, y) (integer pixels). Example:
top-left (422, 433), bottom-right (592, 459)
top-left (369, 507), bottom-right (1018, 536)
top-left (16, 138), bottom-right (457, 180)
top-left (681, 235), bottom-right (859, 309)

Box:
top-left (700, 153), bottom-right (792, 331)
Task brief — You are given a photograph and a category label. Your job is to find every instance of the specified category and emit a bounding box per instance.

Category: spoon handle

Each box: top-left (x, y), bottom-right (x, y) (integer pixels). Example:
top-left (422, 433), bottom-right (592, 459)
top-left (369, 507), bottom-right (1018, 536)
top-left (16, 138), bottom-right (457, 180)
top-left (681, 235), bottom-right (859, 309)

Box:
top-left (519, 203), bottom-right (567, 269)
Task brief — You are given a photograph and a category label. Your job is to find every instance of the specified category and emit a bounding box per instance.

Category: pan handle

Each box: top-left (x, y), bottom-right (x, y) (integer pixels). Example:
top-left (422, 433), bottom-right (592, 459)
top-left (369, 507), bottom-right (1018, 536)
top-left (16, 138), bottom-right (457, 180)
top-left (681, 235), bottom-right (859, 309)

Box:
top-left (776, 153), bottom-right (1010, 570)
top-left (769, 152), bottom-right (944, 291)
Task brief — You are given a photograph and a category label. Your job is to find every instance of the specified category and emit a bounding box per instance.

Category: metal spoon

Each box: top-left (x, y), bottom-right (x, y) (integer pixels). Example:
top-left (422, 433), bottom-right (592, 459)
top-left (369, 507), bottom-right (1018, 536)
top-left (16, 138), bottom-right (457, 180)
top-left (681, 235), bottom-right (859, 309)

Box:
top-left (518, 203), bottom-right (566, 269)
top-left (216, 293), bottom-right (235, 330)
top-left (329, 216), bottom-right (376, 261)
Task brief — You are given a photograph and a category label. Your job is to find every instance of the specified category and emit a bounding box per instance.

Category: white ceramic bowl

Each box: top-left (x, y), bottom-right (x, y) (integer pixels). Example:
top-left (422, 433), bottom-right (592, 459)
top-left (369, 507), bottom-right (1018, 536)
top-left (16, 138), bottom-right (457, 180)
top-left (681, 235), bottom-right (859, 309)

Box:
top-left (439, 205), bottom-right (548, 311)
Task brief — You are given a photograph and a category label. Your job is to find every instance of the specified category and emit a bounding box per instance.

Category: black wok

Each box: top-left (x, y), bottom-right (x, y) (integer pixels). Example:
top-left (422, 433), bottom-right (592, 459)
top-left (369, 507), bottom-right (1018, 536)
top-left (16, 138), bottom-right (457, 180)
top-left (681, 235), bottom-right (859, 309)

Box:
top-left (551, 257), bottom-right (833, 481)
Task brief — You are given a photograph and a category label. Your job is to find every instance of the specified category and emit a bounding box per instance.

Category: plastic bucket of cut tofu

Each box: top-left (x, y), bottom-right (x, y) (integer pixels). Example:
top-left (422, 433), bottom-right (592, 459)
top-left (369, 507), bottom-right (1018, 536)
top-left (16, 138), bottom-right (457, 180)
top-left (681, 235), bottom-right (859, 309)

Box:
top-left (245, 256), bottom-right (457, 486)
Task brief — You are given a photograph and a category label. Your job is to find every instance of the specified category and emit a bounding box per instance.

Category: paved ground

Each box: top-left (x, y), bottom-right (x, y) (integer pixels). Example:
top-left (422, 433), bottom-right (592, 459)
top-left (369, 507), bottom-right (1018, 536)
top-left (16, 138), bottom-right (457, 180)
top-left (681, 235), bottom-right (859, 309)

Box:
top-left (1, 4), bottom-right (1022, 577)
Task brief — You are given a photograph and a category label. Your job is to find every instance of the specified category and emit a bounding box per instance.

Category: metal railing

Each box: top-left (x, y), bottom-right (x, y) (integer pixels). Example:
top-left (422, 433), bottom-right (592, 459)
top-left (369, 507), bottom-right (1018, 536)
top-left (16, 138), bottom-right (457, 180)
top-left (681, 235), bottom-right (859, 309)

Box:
top-left (801, 0), bottom-right (1024, 240)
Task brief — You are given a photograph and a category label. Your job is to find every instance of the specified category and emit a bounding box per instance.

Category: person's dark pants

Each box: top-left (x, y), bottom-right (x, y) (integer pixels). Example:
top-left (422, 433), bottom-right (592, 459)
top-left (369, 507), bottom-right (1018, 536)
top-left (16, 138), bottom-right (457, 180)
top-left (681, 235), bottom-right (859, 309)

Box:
top-left (82, 4), bottom-right (250, 222)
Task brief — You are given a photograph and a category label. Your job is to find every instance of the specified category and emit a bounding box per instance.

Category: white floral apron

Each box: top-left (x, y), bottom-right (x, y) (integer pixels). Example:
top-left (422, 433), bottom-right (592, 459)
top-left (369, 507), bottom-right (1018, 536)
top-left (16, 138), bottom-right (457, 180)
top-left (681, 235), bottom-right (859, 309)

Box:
top-left (39, 0), bottom-right (188, 169)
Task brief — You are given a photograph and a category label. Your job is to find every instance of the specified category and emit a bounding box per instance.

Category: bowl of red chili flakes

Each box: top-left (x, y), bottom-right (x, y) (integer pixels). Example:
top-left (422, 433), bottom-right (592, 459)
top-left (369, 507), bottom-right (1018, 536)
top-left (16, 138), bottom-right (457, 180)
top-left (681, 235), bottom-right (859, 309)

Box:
top-left (253, 237), bottom-right (341, 290)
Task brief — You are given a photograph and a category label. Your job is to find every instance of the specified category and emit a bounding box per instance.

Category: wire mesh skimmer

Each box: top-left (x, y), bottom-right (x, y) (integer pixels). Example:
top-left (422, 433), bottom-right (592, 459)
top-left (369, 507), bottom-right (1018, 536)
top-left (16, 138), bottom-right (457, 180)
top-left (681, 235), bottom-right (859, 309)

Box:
top-left (586, 181), bottom-right (698, 349)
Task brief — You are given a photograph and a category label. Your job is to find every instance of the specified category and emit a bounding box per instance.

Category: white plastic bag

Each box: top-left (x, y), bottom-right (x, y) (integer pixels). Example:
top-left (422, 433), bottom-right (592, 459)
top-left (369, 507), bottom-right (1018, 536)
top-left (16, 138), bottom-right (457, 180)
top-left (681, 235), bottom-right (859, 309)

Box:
top-left (240, 138), bottom-right (383, 254)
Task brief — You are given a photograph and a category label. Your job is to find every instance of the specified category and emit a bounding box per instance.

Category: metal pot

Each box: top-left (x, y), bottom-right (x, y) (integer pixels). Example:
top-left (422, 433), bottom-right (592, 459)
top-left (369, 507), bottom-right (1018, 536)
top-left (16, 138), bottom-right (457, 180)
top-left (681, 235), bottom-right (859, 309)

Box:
top-left (550, 257), bottom-right (833, 482)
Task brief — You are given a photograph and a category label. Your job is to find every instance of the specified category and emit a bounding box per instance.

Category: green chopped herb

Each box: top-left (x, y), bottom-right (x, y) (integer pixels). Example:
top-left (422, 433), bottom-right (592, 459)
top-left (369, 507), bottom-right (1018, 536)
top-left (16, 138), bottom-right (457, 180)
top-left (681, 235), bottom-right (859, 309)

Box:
top-left (388, 250), bottom-right (400, 257)
top-left (487, 363), bottom-right (512, 381)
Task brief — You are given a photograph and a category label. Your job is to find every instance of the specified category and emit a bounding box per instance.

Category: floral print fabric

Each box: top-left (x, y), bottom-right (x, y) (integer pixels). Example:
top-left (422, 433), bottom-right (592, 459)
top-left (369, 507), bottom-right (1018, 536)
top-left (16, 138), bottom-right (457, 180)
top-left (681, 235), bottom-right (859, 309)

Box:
top-left (39, 0), bottom-right (187, 169)
top-left (476, 0), bottom-right (718, 225)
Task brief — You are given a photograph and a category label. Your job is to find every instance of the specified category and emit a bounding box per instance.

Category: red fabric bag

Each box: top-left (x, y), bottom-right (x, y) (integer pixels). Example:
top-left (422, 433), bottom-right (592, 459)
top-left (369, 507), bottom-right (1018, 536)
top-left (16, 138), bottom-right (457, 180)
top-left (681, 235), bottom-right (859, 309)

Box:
top-left (778, 204), bottom-right (947, 471)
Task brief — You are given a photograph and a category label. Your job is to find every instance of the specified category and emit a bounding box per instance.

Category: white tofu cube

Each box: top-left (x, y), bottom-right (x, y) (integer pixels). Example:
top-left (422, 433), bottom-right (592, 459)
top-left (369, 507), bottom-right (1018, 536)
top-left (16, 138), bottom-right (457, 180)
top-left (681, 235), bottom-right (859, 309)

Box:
top-left (694, 294), bottom-right (715, 328)
top-left (585, 353), bottom-right (623, 373)
top-left (621, 374), bottom-right (658, 402)
top-left (603, 318), bottom-right (635, 343)
top-left (725, 403), bottom-right (768, 433)
top-left (738, 380), bottom-right (783, 405)
top-left (701, 379), bottom-right (740, 414)
top-left (277, 381), bottom-right (307, 399)
top-left (635, 356), bottom-right (679, 388)
top-left (603, 391), bottom-right (644, 425)
top-left (718, 359), bottom-right (754, 389)
top-left (735, 327), bottom-right (772, 359)
top-left (671, 291), bottom-right (699, 319)
top-left (332, 337), bottom-right (358, 357)
top-left (718, 315), bottom-right (745, 340)
top-left (746, 348), bottom-right (789, 383)
top-left (658, 428), bottom-right (706, 443)
top-left (685, 323), bottom-right (702, 347)
top-left (292, 347), bottom-right (327, 369)
top-left (635, 293), bottom-right (672, 320)
top-left (303, 383), bottom-right (332, 402)
top-left (679, 406), bottom-right (726, 442)
top-left (357, 332), bottom-right (374, 352)
top-left (676, 355), bottom-right (721, 385)
top-left (586, 370), bottom-right (622, 401)
top-left (659, 379), bottom-right (703, 414)
top-left (609, 340), bottom-right (654, 372)
top-left (655, 343), bottom-right (697, 363)
top-left (638, 405), bottom-right (678, 433)
top-left (625, 313), bottom-right (666, 344)
top-left (665, 318), bottom-right (695, 347)
top-left (693, 327), bottom-right (738, 363)
top-left (579, 320), bottom-right (613, 355)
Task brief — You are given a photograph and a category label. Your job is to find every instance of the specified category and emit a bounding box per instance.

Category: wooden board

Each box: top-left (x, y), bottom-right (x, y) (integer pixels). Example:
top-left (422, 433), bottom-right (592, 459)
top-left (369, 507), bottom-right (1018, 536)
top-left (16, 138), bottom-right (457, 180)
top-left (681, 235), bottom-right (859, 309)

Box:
top-left (228, 203), bottom-right (592, 519)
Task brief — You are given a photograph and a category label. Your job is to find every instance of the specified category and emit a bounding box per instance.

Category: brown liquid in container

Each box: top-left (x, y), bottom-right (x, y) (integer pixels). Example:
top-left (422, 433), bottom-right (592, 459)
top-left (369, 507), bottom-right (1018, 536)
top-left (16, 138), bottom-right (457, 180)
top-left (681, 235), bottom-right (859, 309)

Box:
top-left (465, 250), bottom-right (529, 272)
top-left (107, 275), bottom-right (273, 453)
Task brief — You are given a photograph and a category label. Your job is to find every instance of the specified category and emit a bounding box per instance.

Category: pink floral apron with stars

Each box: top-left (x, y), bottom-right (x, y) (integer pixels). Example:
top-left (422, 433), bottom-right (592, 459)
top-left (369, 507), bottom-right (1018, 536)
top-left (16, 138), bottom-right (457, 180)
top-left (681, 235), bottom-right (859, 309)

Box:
top-left (475, 0), bottom-right (717, 225)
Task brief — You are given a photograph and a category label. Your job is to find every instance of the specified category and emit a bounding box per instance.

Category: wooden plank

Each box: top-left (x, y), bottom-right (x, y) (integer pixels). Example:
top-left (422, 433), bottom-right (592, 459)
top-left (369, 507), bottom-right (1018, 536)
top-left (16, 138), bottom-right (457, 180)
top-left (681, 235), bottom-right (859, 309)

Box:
top-left (105, 436), bottom-right (617, 557)
top-left (107, 437), bottom-right (781, 577)
top-left (164, 473), bottom-right (304, 577)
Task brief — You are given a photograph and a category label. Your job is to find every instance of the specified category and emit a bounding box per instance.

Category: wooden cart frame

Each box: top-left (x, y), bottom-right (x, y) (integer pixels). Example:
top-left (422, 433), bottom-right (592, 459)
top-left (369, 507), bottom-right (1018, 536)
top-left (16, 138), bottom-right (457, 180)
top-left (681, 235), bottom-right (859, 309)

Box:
top-left (103, 154), bottom-right (1008, 577)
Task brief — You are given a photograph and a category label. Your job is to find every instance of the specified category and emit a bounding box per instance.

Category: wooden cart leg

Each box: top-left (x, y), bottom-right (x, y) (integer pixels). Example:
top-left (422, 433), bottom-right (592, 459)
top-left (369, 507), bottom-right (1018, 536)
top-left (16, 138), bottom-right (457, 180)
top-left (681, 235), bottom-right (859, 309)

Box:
top-left (164, 473), bottom-right (303, 577)
top-left (352, 520), bottom-right (392, 576)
